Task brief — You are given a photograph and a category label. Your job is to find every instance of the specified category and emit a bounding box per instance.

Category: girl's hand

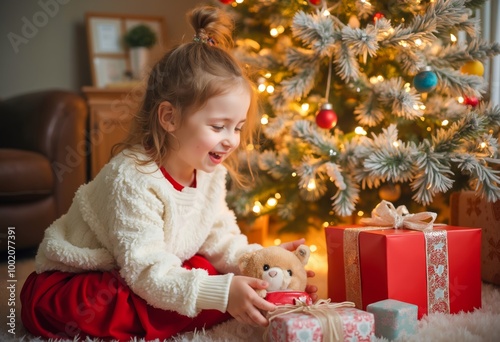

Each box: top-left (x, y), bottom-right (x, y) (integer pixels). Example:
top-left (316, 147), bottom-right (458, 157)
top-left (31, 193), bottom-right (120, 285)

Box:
top-left (279, 238), bottom-right (306, 252)
top-left (227, 276), bottom-right (276, 326)
top-left (305, 270), bottom-right (319, 302)
top-left (280, 238), bottom-right (319, 301)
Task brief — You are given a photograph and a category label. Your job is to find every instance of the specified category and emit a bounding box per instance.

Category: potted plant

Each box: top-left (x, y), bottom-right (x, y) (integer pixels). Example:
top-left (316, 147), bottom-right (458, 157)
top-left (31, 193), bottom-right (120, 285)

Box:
top-left (124, 24), bottom-right (157, 79)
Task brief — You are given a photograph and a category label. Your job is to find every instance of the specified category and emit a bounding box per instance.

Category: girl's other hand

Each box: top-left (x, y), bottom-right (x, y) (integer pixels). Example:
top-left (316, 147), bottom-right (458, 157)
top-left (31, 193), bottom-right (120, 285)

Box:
top-left (280, 239), bottom-right (319, 302)
top-left (279, 238), bottom-right (306, 251)
top-left (227, 276), bottom-right (276, 326)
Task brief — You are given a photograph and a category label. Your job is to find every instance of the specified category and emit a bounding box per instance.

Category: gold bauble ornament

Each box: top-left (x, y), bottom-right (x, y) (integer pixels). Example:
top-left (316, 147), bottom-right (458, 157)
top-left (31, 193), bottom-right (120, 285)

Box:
top-left (460, 60), bottom-right (484, 76)
top-left (378, 183), bottom-right (402, 202)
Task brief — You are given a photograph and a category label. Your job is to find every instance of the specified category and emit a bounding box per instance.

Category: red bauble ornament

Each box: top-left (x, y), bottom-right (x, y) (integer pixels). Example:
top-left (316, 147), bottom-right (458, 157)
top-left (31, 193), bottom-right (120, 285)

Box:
top-left (373, 12), bottom-right (385, 21)
top-left (463, 96), bottom-right (479, 107)
top-left (308, 0), bottom-right (322, 5)
top-left (315, 103), bottom-right (338, 129)
top-left (219, 0), bottom-right (233, 4)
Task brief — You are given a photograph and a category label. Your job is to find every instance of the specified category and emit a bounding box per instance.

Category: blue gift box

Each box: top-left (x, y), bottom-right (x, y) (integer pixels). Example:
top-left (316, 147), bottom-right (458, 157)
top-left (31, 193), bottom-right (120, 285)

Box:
top-left (366, 299), bottom-right (418, 340)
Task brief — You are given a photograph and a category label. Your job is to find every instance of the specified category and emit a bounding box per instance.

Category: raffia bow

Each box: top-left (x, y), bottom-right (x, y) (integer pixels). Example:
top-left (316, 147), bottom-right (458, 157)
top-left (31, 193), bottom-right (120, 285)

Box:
top-left (359, 200), bottom-right (437, 231)
top-left (263, 299), bottom-right (355, 342)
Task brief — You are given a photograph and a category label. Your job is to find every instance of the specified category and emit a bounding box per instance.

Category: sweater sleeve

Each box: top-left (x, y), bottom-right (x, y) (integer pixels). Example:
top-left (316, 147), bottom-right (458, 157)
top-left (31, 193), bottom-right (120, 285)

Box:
top-left (106, 173), bottom-right (233, 317)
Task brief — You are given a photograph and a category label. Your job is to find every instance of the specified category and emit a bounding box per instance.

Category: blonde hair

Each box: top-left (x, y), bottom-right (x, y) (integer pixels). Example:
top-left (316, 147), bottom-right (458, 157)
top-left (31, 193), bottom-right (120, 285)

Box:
top-left (113, 6), bottom-right (259, 187)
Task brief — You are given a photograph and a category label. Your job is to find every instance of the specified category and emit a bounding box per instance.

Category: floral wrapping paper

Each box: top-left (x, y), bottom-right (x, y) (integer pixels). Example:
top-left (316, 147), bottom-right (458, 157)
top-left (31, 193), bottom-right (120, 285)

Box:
top-left (366, 299), bottom-right (418, 340)
top-left (267, 307), bottom-right (374, 342)
top-left (450, 191), bottom-right (500, 285)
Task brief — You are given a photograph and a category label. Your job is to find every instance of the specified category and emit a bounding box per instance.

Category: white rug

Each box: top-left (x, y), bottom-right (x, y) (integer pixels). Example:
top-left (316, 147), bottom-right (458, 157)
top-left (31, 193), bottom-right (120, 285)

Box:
top-left (2, 282), bottom-right (499, 342)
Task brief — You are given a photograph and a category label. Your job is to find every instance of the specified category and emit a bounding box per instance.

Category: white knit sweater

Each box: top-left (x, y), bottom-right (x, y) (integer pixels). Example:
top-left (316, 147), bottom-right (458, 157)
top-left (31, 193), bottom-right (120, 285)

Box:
top-left (35, 148), bottom-right (261, 317)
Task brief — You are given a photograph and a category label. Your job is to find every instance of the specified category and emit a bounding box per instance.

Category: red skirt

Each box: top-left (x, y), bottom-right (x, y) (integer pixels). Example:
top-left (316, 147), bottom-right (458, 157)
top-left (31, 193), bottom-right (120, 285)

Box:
top-left (20, 255), bottom-right (232, 341)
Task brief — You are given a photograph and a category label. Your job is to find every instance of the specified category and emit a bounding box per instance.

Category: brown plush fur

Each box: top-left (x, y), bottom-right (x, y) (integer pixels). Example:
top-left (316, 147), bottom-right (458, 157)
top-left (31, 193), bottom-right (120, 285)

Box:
top-left (238, 245), bottom-right (310, 297)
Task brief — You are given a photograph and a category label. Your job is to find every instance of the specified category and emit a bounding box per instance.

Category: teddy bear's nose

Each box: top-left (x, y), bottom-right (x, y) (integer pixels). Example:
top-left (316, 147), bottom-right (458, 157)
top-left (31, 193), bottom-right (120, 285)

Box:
top-left (268, 270), bottom-right (277, 278)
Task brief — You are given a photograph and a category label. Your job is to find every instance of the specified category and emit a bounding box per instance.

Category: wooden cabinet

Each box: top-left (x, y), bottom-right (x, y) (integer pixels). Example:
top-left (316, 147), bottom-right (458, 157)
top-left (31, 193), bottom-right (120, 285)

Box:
top-left (82, 86), bottom-right (142, 179)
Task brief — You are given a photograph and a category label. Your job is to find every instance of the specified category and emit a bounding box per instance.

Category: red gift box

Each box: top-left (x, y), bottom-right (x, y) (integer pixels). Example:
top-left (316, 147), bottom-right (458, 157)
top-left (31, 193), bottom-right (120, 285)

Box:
top-left (326, 225), bottom-right (481, 318)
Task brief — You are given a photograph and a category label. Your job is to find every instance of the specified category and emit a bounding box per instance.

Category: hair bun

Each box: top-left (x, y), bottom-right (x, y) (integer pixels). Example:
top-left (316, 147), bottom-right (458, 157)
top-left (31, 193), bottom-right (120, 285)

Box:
top-left (188, 6), bottom-right (234, 49)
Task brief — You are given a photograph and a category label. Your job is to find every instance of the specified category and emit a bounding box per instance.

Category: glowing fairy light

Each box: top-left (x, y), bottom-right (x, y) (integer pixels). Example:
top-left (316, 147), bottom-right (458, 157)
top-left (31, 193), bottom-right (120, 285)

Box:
top-left (266, 197), bottom-right (278, 207)
top-left (415, 38), bottom-right (423, 46)
top-left (420, 104), bottom-right (426, 110)
top-left (413, 104), bottom-right (420, 110)
top-left (266, 85), bottom-right (275, 94)
top-left (264, 72), bottom-right (271, 78)
top-left (355, 126), bottom-right (367, 135)
top-left (357, 211), bottom-right (364, 216)
top-left (458, 96), bottom-right (465, 104)
top-left (310, 245), bottom-right (318, 253)
top-left (261, 114), bottom-right (269, 125)
top-left (252, 201), bottom-right (262, 213)
top-left (301, 103), bottom-right (310, 112)
top-left (274, 193), bottom-right (281, 199)
top-left (292, 172), bottom-right (297, 177)
top-left (420, 116), bottom-right (425, 121)
top-left (274, 239), bottom-right (281, 245)
top-left (442, 119), bottom-right (449, 126)
top-left (480, 142), bottom-right (487, 149)
top-left (258, 83), bottom-right (266, 92)
top-left (270, 28), bottom-right (279, 37)
top-left (450, 34), bottom-right (457, 42)
top-left (307, 179), bottom-right (316, 191)
top-left (393, 141), bottom-right (400, 148)
top-left (246, 144), bottom-right (254, 151)
top-left (322, 222), bottom-right (329, 227)
top-left (322, 9), bottom-right (330, 16)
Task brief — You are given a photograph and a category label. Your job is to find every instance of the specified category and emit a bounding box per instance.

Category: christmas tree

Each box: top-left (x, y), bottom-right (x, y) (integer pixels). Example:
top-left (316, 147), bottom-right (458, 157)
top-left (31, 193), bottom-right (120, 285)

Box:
top-left (216, 0), bottom-right (500, 233)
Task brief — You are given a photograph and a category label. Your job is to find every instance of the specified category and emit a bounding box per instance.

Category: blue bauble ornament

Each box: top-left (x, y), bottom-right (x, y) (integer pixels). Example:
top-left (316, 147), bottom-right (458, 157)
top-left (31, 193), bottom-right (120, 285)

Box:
top-left (413, 67), bottom-right (438, 93)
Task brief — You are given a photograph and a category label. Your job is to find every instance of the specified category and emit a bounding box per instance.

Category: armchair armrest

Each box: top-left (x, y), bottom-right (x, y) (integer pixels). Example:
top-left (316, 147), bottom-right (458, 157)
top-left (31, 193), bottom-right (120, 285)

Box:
top-left (0, 89), bottom-right (89, 215)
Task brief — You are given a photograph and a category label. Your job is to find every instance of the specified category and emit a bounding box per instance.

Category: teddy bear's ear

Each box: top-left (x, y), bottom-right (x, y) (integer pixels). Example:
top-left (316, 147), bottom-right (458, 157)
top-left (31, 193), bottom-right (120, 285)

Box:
top-left (238, 252), bottom-right (252, 272)
top-left (294, 244), bottom-right (310, 265)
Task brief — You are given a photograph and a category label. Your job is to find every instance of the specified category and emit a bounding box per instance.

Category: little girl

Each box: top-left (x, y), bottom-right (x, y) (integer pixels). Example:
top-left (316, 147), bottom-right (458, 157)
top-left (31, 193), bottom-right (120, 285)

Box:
top-left (20, 5), bottom-right (316, 341)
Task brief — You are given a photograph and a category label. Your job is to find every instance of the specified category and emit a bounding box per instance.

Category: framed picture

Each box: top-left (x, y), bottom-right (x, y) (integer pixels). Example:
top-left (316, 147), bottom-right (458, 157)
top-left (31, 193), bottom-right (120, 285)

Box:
top-left (86, 13), bottom-right (166, 88)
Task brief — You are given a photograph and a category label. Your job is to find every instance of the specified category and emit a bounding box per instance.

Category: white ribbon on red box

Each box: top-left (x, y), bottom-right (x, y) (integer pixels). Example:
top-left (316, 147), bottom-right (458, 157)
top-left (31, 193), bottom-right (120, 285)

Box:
top-left (344, 200), bottom-right (450, 314)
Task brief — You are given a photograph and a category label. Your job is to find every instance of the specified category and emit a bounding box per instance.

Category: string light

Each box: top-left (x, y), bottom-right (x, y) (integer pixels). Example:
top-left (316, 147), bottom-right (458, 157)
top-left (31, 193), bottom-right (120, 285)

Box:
top-left (266, 85), bottom-right (275, 94)
top-left (274, 238), bottom-right (281, 245)
top-left (450, 34), bottom-right (457, 42)
top-left (252, 201), bottom-right (263, 213)
top-left (357, 211), bottom-right (364, 216)
top-left (480, 142), bottom-right (487, 149)
top-left (260, 114), bottom-right (269, 125)
top-left (274, 193), bottom-right (281, 199)
top-left (354, 126), bottom-right (367, 135)
top-left (258, 83), bottom-right (266, 92)
top-left (246, 144), bottom-right (255, 151)
top-left (441, 119), bottom-right (449, 126)
top-left (458, 96), bottom-right (465, 104)
top-left (310, 245), bottom-right (318, 253)
top-left (270, 28), bottom-right (279, 37)
top-left (307, 179), bottom-right (316, 191)
top-left (266, 197), bottom-right (278, 207)
top-left (393, 141), bottom-right (400, 148)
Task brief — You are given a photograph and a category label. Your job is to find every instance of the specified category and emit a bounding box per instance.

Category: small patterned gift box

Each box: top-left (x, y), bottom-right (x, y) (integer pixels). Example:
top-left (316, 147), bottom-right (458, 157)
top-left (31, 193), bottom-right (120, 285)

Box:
top-left (266, 301), bottom-right (374, 342)
top-left (366, 299), bottom-right (418, 340)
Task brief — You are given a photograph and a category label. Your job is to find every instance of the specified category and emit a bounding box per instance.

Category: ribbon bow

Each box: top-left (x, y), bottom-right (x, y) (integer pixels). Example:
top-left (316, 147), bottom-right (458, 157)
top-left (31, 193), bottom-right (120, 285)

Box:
top-left (360, 200), bottom-right (436, 231)
top-left (264, 299), bottom-right (355, 342)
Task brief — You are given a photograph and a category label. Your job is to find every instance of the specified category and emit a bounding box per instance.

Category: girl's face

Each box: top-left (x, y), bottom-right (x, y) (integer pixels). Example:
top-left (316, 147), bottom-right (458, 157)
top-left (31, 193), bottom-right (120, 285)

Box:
top-left (163, 83), bottom-right (250, 183)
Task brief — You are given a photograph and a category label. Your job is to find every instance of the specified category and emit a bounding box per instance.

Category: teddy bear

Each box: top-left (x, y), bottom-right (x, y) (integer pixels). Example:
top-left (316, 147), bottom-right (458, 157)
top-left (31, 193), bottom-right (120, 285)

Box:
top-left (238, 244), bottom-right (310, 300)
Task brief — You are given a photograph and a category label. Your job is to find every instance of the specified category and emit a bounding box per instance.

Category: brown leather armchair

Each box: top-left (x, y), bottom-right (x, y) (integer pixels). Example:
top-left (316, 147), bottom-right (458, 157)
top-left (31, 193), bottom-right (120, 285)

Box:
top-left (0, 90), bottom-right (88, 253)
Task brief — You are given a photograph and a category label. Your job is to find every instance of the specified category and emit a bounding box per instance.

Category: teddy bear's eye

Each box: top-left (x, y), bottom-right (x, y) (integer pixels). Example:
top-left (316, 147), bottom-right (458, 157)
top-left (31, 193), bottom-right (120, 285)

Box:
top-left (287, 270), bottom-right (293, 276)
top-left (263, 264), bottom-right (270, 271)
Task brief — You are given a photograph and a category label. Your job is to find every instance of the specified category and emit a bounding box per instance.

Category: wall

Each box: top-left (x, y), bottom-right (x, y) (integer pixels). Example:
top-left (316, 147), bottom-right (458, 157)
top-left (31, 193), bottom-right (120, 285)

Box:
top-left (0, 0), bottom-right (207, 99)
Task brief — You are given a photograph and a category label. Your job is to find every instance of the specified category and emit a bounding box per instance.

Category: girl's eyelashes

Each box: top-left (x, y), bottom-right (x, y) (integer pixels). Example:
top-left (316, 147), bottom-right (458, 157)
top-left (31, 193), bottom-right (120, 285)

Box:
top-left (211, 125), bottom-right (244, 132)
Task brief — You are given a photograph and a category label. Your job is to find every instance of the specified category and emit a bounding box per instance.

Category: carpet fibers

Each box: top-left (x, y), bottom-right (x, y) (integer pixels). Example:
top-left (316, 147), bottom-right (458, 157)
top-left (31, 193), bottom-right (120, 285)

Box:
top-left (2, 255), bottom-right (499, 341)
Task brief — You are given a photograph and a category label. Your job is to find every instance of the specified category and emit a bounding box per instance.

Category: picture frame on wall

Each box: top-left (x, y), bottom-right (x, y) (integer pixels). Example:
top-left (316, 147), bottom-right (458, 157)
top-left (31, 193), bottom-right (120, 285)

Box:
top-left (85, 13), bottom-right (166, 88)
